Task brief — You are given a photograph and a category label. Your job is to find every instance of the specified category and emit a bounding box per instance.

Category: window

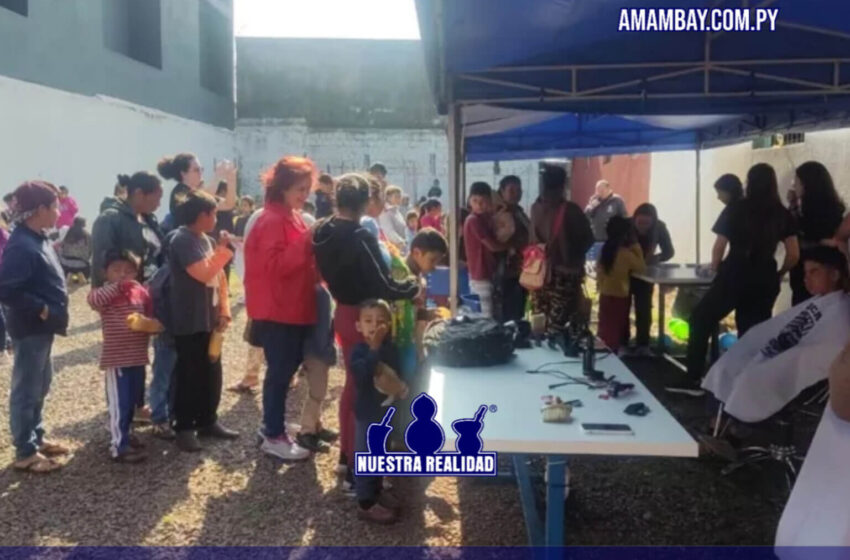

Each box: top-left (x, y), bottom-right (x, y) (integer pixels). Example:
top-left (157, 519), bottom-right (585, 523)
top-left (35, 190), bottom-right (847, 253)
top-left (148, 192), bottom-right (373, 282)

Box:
top-left (103, 0), bottom-right (162, 69)
top-left (752, 133), bottom-right (805, 150)
top-left (0, 0), bottom-right (27, 16)
top-left (199, 0), bottom-right (233, 97)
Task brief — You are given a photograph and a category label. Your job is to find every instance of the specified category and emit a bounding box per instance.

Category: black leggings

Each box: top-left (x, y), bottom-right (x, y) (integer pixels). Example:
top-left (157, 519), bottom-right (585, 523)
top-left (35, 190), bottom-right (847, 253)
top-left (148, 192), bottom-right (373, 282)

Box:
top-left (686, 263), bottom-right (780, 380)
top-left (172, 332), bottom-right (222, 432)
top-left (625, 277), bottom-right (653, 347)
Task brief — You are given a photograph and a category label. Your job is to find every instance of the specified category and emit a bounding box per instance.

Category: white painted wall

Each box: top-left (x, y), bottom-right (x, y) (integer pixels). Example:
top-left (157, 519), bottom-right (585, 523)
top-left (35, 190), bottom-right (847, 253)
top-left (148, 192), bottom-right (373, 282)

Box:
top-left (235, 119), bottom-right (540, 214)
top-left (0, 75), bottom-right (236, 222)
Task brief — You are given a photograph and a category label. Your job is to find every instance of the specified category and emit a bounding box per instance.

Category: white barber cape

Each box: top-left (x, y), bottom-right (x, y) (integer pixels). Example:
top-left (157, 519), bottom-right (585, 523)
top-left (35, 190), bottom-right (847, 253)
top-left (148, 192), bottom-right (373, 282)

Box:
top-left (702, 291), bottom-right (850, 423)
top-left (775, 406), bottom-right (850, 551)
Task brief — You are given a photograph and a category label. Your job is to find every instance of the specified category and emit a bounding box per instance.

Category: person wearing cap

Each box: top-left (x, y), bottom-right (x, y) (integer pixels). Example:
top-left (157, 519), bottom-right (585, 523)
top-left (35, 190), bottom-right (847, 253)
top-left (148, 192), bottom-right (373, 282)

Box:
top-left (0, 181), bottom-right (70, 473)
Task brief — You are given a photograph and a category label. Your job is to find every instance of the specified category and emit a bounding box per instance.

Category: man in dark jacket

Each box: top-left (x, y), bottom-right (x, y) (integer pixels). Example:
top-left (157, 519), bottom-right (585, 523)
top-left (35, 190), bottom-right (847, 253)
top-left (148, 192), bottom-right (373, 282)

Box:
top-left (91, 190), bottom-right (165, 287)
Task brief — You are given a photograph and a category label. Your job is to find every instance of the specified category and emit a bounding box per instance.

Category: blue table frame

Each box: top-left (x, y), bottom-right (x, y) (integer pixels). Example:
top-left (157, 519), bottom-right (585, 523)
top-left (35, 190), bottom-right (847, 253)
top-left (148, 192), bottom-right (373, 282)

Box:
top-left (513, 454), bottom-right (567, 551)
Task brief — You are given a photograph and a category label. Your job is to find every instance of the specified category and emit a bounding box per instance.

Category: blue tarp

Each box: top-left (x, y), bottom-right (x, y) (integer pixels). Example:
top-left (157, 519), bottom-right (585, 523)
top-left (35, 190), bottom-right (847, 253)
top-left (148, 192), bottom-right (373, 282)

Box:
top-left (416, 0), bottom-right (850, 161)
top-left (463, 108), bottom-right (850, 162)
top-left (417, 0), bottom-right (850, 116)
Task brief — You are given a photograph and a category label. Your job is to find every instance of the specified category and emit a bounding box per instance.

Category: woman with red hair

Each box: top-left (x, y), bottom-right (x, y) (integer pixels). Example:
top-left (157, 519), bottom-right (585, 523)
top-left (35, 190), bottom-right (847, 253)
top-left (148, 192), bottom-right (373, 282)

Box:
top-left (244, 157), bottom-right (318, 461)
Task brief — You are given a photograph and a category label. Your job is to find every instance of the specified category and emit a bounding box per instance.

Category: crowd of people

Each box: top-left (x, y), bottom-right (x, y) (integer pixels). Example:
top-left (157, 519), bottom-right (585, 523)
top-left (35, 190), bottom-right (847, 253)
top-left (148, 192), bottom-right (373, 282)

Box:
top-left (1, 152), bottom-right (850, 530)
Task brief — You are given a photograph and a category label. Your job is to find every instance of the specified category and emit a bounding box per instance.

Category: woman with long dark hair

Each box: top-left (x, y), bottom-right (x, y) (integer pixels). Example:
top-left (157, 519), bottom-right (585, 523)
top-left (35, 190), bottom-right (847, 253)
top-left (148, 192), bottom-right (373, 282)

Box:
top-left (790, 162), bottom-right (846, 304)
top-left (158, 153), bottom-right (237, 231)
top-left (676, 164), bottom-right (799, 396)
top-left (626, 203), bottom-right (674, 355)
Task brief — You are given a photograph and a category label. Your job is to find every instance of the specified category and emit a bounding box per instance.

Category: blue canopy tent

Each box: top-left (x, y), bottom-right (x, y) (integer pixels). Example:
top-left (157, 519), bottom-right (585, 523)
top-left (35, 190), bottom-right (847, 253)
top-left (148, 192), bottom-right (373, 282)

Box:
top-left (416, 0), bottom-right (850, 311)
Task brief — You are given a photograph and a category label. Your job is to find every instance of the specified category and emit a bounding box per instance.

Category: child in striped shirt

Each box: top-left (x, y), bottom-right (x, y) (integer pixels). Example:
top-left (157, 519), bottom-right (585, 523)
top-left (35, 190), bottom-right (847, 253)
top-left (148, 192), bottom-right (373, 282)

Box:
top-left (88, 249), bottom-right (162, 463)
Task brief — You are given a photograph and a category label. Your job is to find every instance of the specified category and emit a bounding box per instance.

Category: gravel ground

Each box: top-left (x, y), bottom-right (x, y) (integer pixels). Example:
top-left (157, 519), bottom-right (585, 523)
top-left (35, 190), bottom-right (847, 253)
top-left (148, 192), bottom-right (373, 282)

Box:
top-left (0, 287), bottom-right (813, 546)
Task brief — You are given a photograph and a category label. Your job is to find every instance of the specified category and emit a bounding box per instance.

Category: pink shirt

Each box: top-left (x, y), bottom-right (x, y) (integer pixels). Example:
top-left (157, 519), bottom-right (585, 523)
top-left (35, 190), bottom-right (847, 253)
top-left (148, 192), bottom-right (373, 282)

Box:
top-left (420, 213), bottom-right (443, 233)
top-left (57, 197), bottom-right (79, 229)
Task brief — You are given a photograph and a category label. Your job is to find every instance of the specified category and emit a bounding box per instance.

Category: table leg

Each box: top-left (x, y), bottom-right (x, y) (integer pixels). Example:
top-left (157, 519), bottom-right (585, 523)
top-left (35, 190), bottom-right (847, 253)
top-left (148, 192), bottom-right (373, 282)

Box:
top-left (657, 285), bottom-right (667, 354)
top-left (545, 456), bottom-right (567, 551)
top-left (513, 454), bottom-right (543, 547)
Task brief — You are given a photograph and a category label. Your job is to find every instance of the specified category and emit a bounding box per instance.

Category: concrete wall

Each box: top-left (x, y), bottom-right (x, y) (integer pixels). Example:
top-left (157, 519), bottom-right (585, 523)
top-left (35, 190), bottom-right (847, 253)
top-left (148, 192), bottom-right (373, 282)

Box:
top-left (236, 38), bottom-right (439, 129)
top-left (0, 0), bottom-right (234, 128)
top-left (0, 75), bottom-right (236, 222)
top-left (235, 119), bottom-right (540, 213)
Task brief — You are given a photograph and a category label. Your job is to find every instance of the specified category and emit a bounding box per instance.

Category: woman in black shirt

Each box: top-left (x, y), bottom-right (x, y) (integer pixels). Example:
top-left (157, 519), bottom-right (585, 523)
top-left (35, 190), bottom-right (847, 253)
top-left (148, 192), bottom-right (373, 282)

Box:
top-left (680, 164), bottom-right (799, 393)
top-left (789, 162), bottom-right (845, 305)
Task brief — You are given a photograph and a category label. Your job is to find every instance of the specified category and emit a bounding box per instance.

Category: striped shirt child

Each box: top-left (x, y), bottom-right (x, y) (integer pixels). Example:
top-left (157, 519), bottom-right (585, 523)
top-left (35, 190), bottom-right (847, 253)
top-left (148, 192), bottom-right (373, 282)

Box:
top-left (88, 280), bottom-right (156, 459)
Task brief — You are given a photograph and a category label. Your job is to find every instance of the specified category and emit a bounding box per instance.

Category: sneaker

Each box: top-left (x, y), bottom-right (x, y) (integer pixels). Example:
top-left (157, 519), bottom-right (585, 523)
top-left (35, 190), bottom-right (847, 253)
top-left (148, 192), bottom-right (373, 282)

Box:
top-left (133, 406), bottom-right (152, 424)
top-left (175, 430), bottom-right (202, 453)
top-left (664, 379), bottom-right (706, 397)
top-left (296, 433), bottom-right (330, 453)
top-left (198, 423), bottom-right (240, 440)
top-left (357, 503), bottom-right (398, 524)
top-left (261, 434), bottom-right (310, 461)
top-left (151, 423), bottom-right (176, 441)
top-left (112, 448), bottom-right (148, 464)
top-left (340, 468), bottom-right (356, 497)
top-left (316, 428), bottom-right (339, 443)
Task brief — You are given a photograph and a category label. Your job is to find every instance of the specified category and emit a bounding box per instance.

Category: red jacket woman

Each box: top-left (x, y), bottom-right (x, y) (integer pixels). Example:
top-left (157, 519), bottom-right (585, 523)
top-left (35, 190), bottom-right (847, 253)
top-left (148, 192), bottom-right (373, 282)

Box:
top-left (244, 201), bottom-right (317, 324)
top-left (244, 156), bottom-right (318, 462)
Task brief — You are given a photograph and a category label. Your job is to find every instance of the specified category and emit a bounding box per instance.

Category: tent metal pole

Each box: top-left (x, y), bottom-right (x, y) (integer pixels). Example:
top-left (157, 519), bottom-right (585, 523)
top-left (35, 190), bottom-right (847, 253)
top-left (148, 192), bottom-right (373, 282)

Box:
top-left (448, 102), bottom-right (462, 315)
top-left (695, 139), bottom-right (702, 266)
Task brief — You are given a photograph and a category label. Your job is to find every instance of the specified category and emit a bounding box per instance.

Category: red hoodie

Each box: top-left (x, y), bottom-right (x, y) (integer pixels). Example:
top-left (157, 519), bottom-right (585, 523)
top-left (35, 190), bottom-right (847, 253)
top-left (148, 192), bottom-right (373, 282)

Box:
top-left (244, 202), bottom-right (317, 325)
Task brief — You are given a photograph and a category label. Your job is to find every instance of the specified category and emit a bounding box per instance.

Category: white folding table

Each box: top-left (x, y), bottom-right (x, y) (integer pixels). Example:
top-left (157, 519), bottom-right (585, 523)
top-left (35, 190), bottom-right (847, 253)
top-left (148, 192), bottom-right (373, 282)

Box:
top-left (428, 346), bottom-right (698, 550)
top-left (633, 264), bottom-right (715, 368)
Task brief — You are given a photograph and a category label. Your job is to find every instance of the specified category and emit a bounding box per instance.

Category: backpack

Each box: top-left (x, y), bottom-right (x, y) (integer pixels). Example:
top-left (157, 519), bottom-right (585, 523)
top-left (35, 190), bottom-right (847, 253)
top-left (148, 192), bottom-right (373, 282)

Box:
top-left (423, 316), bottom-right (516, 368)
top-left (147, 264), bottom-right (173, 334)
top-left (520, 203), bottom-right (566, 291)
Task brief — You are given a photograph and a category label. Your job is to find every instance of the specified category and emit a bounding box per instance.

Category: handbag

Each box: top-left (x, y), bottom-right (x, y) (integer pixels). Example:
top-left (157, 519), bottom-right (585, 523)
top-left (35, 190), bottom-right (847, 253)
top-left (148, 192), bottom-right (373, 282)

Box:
top-left (520, 203), bottom-right (566, 291)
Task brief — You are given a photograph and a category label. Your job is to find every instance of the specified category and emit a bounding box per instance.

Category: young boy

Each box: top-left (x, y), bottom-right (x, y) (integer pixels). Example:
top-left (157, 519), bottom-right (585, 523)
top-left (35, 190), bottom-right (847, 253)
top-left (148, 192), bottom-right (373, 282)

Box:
top-left (379, 186), bottom-right (407, 250)
top-left (802, 245), bottom-right (849, 297)
top-left (88, 250), bottom-right (163, 463)
top-left (391, 227), bottom-right (449, 381)
top-left (405, 210), bottom-right (419, 249)
top-left (351, 299), bottom-right (407, 524)
top-left (463, 182), bottom-right (505, 318)
top-left (295, 283), bottom-right (340, 453)
top-left (168, 190), bottom-right (237, 452)
top-left (0, 181), bottom-right (70, 473)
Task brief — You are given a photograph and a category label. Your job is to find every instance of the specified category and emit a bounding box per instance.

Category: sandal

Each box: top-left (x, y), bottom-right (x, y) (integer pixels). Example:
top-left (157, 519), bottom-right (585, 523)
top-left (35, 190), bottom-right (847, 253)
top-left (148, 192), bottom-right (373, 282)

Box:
top-left (13, 452), bottom-right (62, 473)
top-left (227, 382), bottom-right (258, 394)
top-left (38, 440), bottom-right (70, 457)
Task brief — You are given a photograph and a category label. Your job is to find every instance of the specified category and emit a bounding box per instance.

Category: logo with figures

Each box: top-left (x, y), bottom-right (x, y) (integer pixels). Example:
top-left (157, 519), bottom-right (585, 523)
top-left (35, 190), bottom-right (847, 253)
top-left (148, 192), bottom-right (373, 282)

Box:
top-left (354, 393), bottom-right (498, 477)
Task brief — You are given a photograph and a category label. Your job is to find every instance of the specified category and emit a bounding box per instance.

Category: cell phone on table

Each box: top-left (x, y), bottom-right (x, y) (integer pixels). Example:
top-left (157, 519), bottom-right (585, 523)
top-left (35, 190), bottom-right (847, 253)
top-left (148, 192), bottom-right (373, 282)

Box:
top-left (581, 423), bottom-right (634, 436)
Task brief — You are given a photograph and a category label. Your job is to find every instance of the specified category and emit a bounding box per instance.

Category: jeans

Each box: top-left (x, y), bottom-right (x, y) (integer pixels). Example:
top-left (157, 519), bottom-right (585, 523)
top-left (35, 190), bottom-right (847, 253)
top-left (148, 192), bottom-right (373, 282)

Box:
top-left (255, 321), bottom-right (309, 439)
top-left (149, 336), bottom-right (177, 425)
top-left (172, 332), bottom-right (223, 432)
top-left (355, 415), bottom-right (384, 505)
top-left (469, 279), bottom-right (494, 318)
top-left (9, 334), bottom-right (55, 460)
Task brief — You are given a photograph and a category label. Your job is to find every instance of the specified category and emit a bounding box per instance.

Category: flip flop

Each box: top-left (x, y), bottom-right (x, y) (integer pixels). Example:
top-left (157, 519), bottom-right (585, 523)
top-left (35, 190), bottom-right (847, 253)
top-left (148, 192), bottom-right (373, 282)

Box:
top-left (13, 453), bottom-right (62, 474)
top-left (38, 441), bottom-right (70, 457)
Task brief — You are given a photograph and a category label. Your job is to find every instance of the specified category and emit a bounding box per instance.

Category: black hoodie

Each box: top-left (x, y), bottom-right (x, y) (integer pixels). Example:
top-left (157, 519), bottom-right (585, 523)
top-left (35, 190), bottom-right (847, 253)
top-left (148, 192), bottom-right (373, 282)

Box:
top-left (91, 198), bottom-right (166, 287)
top-left (313, 216), bottom-right (418, 306)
